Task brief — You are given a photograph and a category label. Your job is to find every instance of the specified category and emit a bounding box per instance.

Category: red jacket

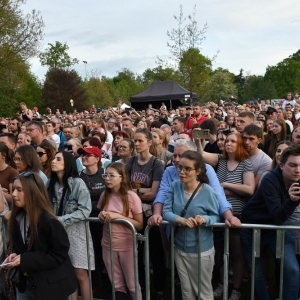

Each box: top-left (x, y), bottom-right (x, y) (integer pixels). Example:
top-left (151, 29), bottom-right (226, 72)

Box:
top-left (185, 115), bottom-right (208, 130)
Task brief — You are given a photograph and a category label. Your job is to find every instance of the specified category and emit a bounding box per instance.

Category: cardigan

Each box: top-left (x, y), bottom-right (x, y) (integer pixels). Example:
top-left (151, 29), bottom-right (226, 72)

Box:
top-left (163, 180), bottom-right (220, 253)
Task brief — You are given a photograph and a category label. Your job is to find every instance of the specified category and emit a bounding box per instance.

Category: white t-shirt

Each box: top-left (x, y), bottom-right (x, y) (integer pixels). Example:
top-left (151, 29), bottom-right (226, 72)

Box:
top-left (105, 131), bottom-right (113, 160)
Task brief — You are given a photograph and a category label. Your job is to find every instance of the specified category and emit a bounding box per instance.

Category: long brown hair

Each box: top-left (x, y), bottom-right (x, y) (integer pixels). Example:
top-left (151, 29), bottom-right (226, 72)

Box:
top-left (38, 142), bottom-right (57, 178)
top-left (9, 173), bottom-right (56, 249)
top-left (99, 162), bottom-right (131, 216)
top-left (268, 119), bottom-right (287, 157)
top-left (223, 132), bottom-right (250, 162)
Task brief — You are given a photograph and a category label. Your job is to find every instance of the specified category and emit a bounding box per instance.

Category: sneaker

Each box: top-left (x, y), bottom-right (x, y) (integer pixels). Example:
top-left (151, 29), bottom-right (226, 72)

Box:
top-left (213, 282), bottom-right (224, 297)
top-left (229, 289), bottom-right (241, 300)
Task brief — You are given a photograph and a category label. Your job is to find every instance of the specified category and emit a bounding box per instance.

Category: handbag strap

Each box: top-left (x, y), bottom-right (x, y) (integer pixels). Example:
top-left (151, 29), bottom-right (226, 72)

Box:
top-left (180, 182), bottom-right (202, 217)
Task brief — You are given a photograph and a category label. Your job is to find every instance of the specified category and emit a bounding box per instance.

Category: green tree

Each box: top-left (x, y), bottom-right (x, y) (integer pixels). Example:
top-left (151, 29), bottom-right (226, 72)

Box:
top-left (39, 41), bottom-right (79, 69)
top-left (200, 70), bottom-right (238, 103)
top-left (265, 51), bottom-right (300, 97)
top-left (142, 66), bottom-right (180, 84)
top-left (179, 47), bottom-right (212, 96)
top-left (243, 75), bottom-right (278, 100)
top-left (42, 68), bottom-right (87, 111)
top-left (84, 71), bottom-right (114, 109)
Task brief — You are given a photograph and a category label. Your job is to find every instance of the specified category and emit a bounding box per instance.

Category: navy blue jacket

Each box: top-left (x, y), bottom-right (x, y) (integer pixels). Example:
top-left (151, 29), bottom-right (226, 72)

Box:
top-left (242, 165), bottom-right (299, 225)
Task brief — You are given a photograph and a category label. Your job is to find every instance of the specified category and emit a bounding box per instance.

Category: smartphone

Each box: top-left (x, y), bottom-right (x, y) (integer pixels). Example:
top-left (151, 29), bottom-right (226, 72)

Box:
top-left (67, 145), bottom-right (73, 151)
top-left (192, 129), bottom-right (210, 139)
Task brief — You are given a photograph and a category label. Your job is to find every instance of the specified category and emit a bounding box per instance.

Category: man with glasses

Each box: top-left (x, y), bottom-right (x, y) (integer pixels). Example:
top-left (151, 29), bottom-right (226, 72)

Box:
top-left (52, 117), bottom-right (66, 151)
top-left (26, 121), bottom-right (47, 148)
top-left (149, 139), bottom-right (240, 227)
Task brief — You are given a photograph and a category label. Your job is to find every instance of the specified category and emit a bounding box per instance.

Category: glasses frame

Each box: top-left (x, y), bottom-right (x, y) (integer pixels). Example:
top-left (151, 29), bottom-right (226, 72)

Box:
top-left (176, 165), bottom-right (196, 174)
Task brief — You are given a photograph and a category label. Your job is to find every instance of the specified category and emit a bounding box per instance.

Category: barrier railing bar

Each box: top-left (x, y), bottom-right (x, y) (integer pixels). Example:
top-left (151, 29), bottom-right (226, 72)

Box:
top-left (108, 222), bottom-right (115, 300)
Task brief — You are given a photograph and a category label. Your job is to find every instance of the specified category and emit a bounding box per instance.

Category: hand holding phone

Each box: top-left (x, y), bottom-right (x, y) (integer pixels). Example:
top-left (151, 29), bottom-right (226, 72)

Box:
top-left (0, 262), bottom-right (13, 268)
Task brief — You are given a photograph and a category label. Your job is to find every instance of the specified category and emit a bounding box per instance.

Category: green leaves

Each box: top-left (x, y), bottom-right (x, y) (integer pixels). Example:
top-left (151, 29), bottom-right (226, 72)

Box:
top-left (39, 41), bottom-right (79, 69)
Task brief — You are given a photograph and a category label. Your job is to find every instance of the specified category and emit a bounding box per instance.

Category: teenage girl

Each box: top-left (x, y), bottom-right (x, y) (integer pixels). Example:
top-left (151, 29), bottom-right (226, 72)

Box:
top-left (98, 162), bottom-right (143, 299)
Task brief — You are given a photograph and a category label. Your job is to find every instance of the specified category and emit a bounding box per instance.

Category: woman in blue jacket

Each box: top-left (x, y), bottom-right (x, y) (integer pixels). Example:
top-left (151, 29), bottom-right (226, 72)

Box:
top-left (163, 150), bottom-right (219, 300)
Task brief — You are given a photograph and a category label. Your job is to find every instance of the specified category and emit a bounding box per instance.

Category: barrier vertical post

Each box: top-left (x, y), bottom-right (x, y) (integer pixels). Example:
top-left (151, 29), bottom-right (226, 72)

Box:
top-left (276, 229), bottom-right (285, 300)
top-left (144, 225), bottom-right (151, 300)
top-left (171, 224), bottom-right (175, 300)
top-left (109, 222), bottom-right (116, 300)
top-left (197, 226), bottom-right (202, 300)
top-left (84, 220), bottom-right (93, 300)
top-left (223, 226), bottom-right (229, 300)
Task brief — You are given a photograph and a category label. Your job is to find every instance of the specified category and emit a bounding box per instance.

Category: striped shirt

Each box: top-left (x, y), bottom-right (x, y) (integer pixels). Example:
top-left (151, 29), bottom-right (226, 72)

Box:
top-left (216, 154), bottom-right (254, 216)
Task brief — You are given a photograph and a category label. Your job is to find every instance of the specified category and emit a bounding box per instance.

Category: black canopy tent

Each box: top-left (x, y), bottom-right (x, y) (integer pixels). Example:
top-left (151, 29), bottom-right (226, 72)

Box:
top-left (130, 80), bottom-right (197, 110)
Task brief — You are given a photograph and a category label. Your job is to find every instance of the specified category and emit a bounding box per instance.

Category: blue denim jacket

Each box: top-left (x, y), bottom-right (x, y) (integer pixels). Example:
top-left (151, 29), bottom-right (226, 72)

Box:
top-left (51, 177), bottom-right (92, 227)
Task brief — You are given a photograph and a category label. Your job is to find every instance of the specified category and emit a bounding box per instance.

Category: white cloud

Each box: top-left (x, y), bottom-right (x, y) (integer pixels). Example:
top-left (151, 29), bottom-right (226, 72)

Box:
top-left (24, 0), bottom-right (300, 80)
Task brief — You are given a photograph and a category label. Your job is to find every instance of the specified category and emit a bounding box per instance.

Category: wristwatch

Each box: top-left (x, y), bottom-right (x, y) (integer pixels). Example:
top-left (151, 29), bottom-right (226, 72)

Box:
top-left (137, 188), bottom-right (140, 195)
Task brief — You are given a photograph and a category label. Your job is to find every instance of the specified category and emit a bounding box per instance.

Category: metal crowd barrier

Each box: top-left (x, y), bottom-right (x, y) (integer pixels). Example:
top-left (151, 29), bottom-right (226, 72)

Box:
top-left (85, 217), bottom-right (143, 300)
top-left (144, 221), bottom-right (300, 300)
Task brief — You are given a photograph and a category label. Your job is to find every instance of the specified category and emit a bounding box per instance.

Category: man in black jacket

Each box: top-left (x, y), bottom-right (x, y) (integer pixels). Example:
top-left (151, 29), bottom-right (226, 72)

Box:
top-left (241, 146), bottom-right (300, 300)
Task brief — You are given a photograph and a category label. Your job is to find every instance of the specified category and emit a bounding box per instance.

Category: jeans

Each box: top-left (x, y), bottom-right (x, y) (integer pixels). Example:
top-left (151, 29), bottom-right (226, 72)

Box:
top-left (240, 228), bottom-right (300, 300)
top-left (16, 279), bottom-right (34, 300)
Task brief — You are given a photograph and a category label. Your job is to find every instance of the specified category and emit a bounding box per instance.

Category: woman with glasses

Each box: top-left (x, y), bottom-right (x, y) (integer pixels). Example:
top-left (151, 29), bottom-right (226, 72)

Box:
top-left (116, 138), bottom-right (135, 165)
top-left (36, 141), bottom-right (57, 178)
top-left (126, 128), bottom-right (165, 298)
top-left (48, 151), bottom-right (95, 300)
top-left (2, 172), bottom-right (77, 300)
top-left (78, 146), bottom-right (106, 292)
top-left (198, 131), bottom-right (255, 300)
top-left (98, 162), bottom-right (143, 299)
top-left (0, 143), bottom-right (18, 204)
top-left (107, 118), bottom-right (116, 133)
top-left (14, 145), bottom-right (48, 186)
top-left (163, 151), bottom-right (220, 300)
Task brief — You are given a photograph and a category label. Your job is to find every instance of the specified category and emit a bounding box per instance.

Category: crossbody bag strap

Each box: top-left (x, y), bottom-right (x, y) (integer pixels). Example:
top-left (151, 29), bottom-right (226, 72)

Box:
top-left (180, 182), bottom-right (202, 217)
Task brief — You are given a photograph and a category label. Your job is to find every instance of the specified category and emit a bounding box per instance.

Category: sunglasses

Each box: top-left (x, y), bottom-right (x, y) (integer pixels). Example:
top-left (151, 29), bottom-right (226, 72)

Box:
top-left (22, 171), bottom-right (39, 185)
top-left (37, 152), bottom-right (47, 157)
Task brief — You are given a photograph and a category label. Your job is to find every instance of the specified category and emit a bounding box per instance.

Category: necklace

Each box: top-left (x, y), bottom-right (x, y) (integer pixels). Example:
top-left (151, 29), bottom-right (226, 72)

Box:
top-left (82, 171), bottom-right (103, 192)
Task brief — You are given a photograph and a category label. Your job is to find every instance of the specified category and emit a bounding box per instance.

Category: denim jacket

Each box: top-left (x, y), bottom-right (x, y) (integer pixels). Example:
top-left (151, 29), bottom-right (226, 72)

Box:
top-left (51, 177), bottom-right (92, 227)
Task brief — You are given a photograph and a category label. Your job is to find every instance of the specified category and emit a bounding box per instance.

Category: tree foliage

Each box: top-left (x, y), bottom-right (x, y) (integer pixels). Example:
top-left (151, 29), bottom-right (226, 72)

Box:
top-left (42, 68), bottom-right (87, 111)
top-left (265, 50), bottom-right (300, 97)
top-left (179, 47), bottom-right (212, 96)
top-left (200, 69), bottom-right (238, 103)
top-left (243, 75), bottom-right (277, 100)
top-left (39, 41), bottom-right (79, 69)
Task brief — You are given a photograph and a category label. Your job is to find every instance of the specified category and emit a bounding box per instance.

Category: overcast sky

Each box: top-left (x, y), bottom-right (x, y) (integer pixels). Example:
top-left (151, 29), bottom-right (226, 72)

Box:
top-left (24, 0), bottom-right (300, 81)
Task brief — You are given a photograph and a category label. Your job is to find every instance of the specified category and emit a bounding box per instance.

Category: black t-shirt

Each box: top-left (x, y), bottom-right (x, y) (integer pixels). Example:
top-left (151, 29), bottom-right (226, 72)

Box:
top-left (204, 140), bottom-right (222, 154)
top-left (80, 168), bottom-right (106, 217)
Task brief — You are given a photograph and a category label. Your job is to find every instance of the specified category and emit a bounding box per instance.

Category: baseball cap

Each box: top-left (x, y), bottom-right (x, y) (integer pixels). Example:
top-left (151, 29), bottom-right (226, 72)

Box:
top-left (77, 146), bottom-right (102, 158)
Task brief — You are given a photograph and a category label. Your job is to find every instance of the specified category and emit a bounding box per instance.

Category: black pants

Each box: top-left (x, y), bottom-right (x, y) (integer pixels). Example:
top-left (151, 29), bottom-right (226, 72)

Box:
top-left (138, 213), bottom-right (166, 292)
top-left (90, 222), bottom-right (106, 290)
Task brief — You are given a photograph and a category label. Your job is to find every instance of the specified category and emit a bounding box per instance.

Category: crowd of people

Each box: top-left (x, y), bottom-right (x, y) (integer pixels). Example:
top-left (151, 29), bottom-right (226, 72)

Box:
top-left (0, 94), bottom-right (300, 299)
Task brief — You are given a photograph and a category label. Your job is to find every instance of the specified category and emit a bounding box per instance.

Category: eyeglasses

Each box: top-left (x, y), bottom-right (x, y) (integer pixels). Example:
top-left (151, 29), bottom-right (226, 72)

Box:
top-left (27, 127), bottom-right (38, 132)
top-left (118, 145), bottom-right (128, 150)
top-left (102, 174), bottom-right (122, 180)
top-left (13, 157), bottom-right (23, 162)
top-left (176, 165), bottom-right (195, 174)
